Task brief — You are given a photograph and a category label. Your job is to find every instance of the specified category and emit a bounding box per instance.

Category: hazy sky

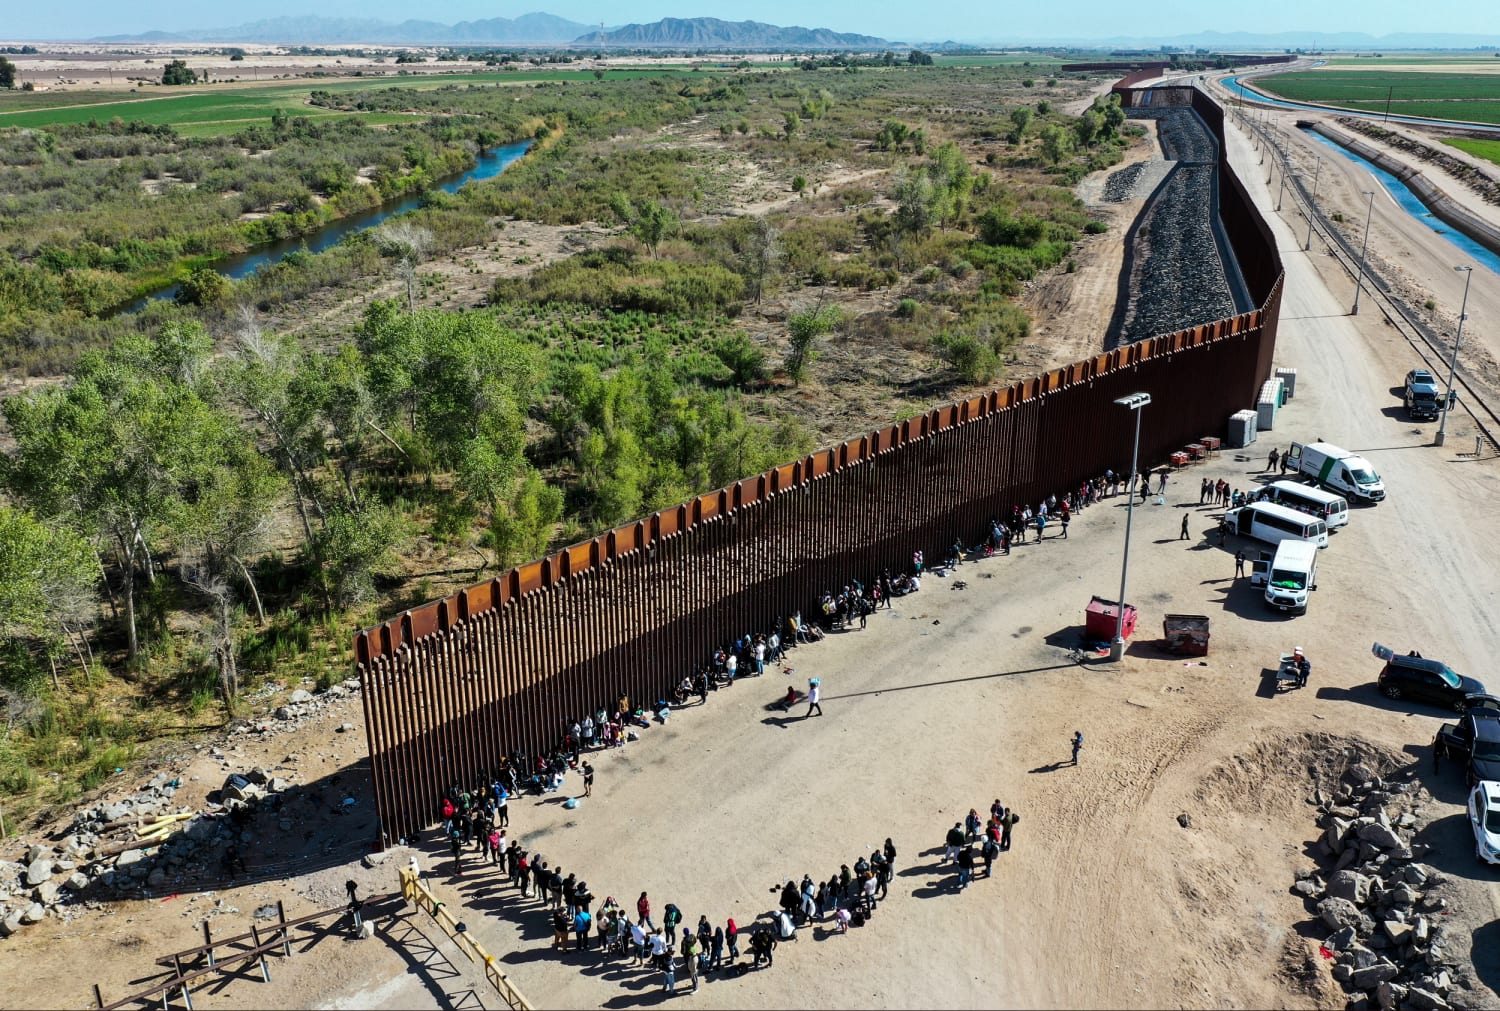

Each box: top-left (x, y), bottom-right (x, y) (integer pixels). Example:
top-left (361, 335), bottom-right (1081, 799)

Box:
top-left (9, 1), bottom-right (1500, 42)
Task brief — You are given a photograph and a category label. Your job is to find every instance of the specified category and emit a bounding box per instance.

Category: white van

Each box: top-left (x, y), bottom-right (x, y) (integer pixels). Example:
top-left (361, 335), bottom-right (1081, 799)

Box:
top-left (1259, 480), bottom-right (1349, 529)
top-left (1288, 441), bottom-right (1385, 503)
top-left (1265, 539), bottom-right (1319, 614)
top-left (1226, 501), bottom-right (1329, 548)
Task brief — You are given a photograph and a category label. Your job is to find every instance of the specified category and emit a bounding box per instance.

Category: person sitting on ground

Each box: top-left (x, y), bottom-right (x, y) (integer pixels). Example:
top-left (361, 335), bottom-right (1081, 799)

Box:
top-left (781, 684), bottom-right (799, 711)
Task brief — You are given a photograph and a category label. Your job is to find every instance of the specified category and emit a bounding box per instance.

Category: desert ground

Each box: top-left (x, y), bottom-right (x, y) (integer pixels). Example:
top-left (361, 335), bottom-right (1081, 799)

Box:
top-left (6, 80), bottom-right (1500, 1011)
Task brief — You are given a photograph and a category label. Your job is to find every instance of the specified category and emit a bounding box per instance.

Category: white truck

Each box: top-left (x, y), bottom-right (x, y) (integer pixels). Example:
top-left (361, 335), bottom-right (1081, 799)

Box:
top-left (1286, 441), bottom-right (1385, 503)
top-left (1263, 539), bottom-right (1319, 615)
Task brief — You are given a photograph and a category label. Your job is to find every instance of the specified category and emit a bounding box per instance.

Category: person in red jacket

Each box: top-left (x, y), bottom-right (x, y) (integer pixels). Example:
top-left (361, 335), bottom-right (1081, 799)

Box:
top-left (637, 891), bottom-right (654, 930)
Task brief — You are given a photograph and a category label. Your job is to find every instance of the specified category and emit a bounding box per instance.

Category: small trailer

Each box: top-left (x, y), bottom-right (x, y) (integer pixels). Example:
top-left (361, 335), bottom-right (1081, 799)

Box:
top-left (1162, 614), bottom-right (1210, 656)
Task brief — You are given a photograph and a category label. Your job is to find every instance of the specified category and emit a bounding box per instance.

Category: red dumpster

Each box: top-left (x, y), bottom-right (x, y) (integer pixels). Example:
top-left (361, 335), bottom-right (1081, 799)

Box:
top-left (1085, 596), bottom-right (1136, 641)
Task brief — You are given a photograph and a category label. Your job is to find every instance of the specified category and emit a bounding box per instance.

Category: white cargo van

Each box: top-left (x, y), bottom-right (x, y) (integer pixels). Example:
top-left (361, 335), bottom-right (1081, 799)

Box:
top-left (1287, 442), bottom-right (1385, 502)
top-left (1264, 539), bottom-right (1319, 614)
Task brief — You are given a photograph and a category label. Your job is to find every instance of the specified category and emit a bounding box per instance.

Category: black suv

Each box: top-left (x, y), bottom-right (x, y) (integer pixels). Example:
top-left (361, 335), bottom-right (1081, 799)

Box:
top-left (1378, 653), bottom-right (1487, 711)
top-left (1404, 369), bottom-right (1442, 421)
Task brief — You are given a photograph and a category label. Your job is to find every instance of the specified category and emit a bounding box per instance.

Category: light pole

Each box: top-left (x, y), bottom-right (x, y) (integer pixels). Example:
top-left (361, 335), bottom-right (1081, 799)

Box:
top-left (1109, 392), bottom-right (1151, 662)
top-left (1351, 189), bottom-right (1375, 315)
top-left (1435, 265), bottom-right (1474, 447)
top-left (1304, 158), bottom-right (1321, 251)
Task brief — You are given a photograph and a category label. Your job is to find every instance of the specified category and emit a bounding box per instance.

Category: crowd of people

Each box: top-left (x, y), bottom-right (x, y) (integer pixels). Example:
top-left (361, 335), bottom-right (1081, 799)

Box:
top-left (942, 800), bottom-right (1022, 890)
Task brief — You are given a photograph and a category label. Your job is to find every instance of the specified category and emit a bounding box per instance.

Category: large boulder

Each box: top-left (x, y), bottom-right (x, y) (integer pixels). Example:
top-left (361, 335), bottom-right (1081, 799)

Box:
top-left (23, 859), bottom-right (52, 888)
top-left (1350, 961), bottom-right (1401, 988)
top-left (1326, 818), bottom-right (1351, 854)
top-left (115, 849), bottom-right (144, 868)
top-left (1318, 896), bottom-right (1366, 931)
top-left (289, 689), bottom-right (313, 704)
top-left (1383, 921), bottom-right (1414, 945)
top-left (19, 903), bottom-right (44, 924)
top-left (1328, 870), bottom-right (1371, 904)
top-left (1375, 981), bottom-right (1405, 1011)
top-left (1407, 988), bottom-right (1450, 1011)
top-left (1343, 762), bottom-right (1376, 786)
top-left (1357, 822), bottom-right (1405, 850)
top-left (1324, 925), bottom-right (1357, 951)
top-left (64, 872), bottom-right (89, 892)
top-left (33, 881), bottom-right (60, 905)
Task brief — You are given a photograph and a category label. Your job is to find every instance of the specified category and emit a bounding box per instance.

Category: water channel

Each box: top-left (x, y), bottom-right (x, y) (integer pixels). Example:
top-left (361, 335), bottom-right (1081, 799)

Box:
top-left (1301, 128), bottom-right (1500, 277)
top-left (129, 138), bottom-right (533, 310)
top-left (1220, 74), bottom-right (1500, 136)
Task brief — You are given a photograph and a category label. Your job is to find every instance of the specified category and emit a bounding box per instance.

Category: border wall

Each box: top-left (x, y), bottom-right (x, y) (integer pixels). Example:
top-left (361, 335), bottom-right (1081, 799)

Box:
top-left (354, 81), bottom-right (1285, 845)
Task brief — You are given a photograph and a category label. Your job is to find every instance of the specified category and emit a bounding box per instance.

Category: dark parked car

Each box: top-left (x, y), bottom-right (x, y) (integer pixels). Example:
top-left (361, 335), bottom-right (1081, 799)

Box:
top-left (1435, 708), bottom-right (1500, 786)
top-left (1404, 369), bottom-right (1442, 421)
top-left (1378, 653), bottom-right (1487, 711)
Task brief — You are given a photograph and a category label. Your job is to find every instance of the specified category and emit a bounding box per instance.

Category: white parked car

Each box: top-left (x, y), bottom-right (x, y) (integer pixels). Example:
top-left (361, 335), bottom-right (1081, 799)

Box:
top-left (1468, 780), bottom-right (1500, 865)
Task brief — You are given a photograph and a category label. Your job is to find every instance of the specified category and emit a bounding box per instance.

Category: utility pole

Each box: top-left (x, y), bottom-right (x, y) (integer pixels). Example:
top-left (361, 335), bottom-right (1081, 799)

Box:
top-left (1351, 189), bottom-right (1375, 315)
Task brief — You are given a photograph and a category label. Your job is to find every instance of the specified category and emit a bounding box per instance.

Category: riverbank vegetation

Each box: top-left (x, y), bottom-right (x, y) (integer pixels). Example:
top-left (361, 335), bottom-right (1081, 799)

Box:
top-left (0, 63), bottom-right (1136, 827)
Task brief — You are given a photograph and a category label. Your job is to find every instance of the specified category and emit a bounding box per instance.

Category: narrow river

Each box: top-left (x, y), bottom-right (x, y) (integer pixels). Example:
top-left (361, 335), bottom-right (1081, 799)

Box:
top-left (130, 138), bottom-right (532, 310)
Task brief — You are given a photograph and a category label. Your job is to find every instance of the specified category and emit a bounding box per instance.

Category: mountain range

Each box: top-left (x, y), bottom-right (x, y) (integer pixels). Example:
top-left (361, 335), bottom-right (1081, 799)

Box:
top-left (94, 13), bottom-right (891, 48)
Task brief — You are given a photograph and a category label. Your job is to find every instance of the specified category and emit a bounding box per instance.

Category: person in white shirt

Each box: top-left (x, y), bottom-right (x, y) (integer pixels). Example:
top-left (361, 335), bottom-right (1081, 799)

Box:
top-left (804, 678), bottom-right (822, 718)
top-left (725, 652), bottom-right (738, 683)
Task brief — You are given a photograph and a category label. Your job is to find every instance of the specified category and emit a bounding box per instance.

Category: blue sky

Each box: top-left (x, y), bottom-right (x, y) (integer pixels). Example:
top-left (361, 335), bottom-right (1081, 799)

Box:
top-left (9, 1), bottom-right (1499, 43)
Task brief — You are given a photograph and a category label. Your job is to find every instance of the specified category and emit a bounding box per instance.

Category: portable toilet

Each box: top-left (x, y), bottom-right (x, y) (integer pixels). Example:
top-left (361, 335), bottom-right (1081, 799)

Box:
top-left (1227, 409), bottom-right (1259, 448)
top-left (1275, 366), bottom-right (1297, 399)
top-left (1256, 379), bottom-right (1281, 431)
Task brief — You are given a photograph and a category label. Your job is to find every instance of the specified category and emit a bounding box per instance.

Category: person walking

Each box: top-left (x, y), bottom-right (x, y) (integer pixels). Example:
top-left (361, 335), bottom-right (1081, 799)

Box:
top-left (1179, 513), bottom-right (1190, 541)
top-left (1234, 549), bottom-right (1246, 578)
top-left (805, 678), bottom-right (822, 718)
top-left (663, 902), bottom-right (682, 945)
top-left (999, 807), bottom-right (1020, 851)
top-left (1266, 446), bottom-right (1279, 472)
top-left (637, 891), bottom-right (654, 930)
top-left (981, 834), bottom-right (999, 877)
top-left (1280, 449), bottom-right (1291, 475)
top-left (726, 917), bottom-right (740, 964)
top-left (582, 761), bottom-right (594, 798)
top-left (1071, 730), bottom-right (1083, 765)
top-left (1060, 513), bottom-right (1069, 539)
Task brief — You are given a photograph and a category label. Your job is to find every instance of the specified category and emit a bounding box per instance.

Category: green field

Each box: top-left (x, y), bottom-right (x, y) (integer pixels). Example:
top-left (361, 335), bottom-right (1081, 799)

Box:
top-left (1444, 135), bottom-right (1500, 168)
top-left (933, 54), bottom-right (1064, 67)
top-left (1255, 70), bottom-right (1500, 124)
top-left (0, 68), bottom-right (684, 134)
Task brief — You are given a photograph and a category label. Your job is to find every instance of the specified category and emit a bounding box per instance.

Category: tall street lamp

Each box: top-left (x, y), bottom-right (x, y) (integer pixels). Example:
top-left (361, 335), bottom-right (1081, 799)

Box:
top-left (1304, 158), bottom-right (1321, 251)
top-left (1109, 392), bottom-right (1151, 662)
top-left (1436, 265), bottom-right (1474, 448)
top-left (1351, 189), bottom-right (1376, 315)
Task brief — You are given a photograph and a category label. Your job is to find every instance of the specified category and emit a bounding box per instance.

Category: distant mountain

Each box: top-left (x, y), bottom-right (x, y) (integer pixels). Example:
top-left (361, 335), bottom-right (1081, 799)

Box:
top-left (584, 17), bottom-right (888, 49)
top-left (94, 12), bottom-right (598, 45)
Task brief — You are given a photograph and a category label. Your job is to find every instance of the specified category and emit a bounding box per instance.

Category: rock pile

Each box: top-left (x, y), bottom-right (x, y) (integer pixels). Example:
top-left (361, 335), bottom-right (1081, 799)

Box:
top-left (0, 677), bottom-right (363, 941)
top-left (234, 678), bottom-right (362, 737)
top-left (1296, 762), bottom-right (1470, 1010)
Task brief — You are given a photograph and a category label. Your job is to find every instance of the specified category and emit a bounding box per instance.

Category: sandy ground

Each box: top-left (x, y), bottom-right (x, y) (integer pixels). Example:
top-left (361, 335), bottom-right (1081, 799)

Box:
top-left (10, 84), bottom-right (1500, 1011)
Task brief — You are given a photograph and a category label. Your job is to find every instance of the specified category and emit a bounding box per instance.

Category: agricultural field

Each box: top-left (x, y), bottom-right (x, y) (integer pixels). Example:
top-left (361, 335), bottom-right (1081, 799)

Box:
top-left (1255, 69), bottom-right (1500, 124)
top-left (0, 68), bottom-right (687, 134)
top-left (1443, 134), bottom-right (1500, 169)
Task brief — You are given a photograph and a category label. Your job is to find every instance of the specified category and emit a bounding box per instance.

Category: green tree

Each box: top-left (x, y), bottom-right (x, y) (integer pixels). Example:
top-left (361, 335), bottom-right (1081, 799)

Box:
top-left (784, 304), bottom-right (843, 386)
top-left (0, 56), bottom-right (15, 90)
top-left (0, 506), bottom-right (96, 691)
top-left (174, 267), bottom-right (232, 308)
top-left (1040, 124), bottom-right (1070, 164)
top-left (161, 59), bottom-right (197, 85)
top-left (783, 111), bottom-right (801, 141)
top-left (1075, 108), bottom-right (1103, 148)
top-left (1008, 106), bottom-right (1033, 143)
top-left (609, 194), bottom-right (678, 259)
top-left (893, 169), bottom-right (936, 240)
top-left (314, 500), bottom-right (410, 608)
top-left (3, 323), bottom-right (254, 665)
top-left (739, 216), bottom-right (780, 304)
